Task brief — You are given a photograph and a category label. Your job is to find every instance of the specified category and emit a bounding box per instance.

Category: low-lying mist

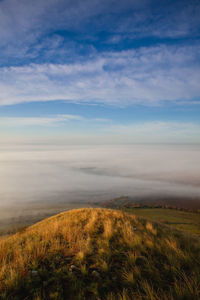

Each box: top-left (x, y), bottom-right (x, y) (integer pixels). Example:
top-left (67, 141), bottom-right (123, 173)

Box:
top-left (0, 144), bottom-right (200, 228)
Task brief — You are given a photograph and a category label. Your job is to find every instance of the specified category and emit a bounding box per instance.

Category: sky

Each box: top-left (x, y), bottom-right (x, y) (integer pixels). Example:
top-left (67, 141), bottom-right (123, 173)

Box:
top-left (0, 0), bottom-right (200, 218)
top-left (0, 0), bottom-right (200, 143)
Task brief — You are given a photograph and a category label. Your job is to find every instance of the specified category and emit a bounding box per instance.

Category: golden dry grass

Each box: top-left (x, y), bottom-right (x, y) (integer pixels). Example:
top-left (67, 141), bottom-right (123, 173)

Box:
top-left (0, 208), bottom-right (199, 299)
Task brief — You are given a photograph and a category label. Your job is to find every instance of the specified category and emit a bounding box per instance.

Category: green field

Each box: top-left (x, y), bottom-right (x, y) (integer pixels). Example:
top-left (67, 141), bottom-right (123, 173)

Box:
top-left (125, 208), bottom-right (200, 235)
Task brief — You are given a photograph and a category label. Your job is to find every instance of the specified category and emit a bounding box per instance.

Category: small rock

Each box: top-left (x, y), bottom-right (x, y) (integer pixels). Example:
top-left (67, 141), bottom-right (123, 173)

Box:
top-left (92, 270), bottom-right (100, 279)
top-left (70, 265), bottom-right (78, 272)
top-left (31, 270), bottom-right (38, 277)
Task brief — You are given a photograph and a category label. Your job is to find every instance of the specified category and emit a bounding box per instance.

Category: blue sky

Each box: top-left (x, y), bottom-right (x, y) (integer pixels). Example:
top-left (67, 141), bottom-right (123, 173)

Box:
top-left (0, 0), bottom-right (200, 144)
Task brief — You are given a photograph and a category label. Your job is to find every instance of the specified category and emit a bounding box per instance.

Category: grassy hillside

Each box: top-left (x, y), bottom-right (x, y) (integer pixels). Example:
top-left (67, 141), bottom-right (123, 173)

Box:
top-left (0, 208), bottom-right (200, 299)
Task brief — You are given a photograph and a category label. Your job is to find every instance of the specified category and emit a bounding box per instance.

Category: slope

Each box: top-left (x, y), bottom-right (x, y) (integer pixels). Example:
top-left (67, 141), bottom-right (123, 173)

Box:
top-left (0, 208), bottom-right (200, 299)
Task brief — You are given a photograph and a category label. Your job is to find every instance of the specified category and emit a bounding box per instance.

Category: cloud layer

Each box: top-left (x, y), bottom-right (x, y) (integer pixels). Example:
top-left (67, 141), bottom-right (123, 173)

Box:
top-left (1, 144), bottom-right (200, 208)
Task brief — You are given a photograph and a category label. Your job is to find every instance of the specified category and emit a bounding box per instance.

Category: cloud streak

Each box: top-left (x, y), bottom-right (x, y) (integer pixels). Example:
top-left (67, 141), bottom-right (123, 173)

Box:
top-left (104, 121), bottom-right (200, 143)
top-left (0, 114), bottom-right (83, 127)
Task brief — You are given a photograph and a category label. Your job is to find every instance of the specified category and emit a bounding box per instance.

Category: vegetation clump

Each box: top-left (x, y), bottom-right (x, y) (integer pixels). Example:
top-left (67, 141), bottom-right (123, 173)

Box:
top-left (0, 208), bottom-right (200, 299)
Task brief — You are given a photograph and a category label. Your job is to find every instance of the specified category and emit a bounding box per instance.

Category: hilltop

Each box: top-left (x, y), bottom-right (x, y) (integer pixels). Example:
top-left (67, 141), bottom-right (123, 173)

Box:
top-left (0, 208), bottom-right (200, 299)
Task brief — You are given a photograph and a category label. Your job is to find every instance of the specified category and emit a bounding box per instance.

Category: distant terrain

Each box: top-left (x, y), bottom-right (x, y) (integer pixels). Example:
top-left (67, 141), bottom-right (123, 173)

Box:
top-left (0, 208), bottom-right (200, 299)
top-left (100, 195), bottom-right (200, 211)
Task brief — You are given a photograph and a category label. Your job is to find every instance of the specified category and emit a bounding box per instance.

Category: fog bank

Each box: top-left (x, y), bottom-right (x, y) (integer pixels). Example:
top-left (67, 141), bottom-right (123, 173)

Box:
top-left (0, 144), bottom-right (200, 222)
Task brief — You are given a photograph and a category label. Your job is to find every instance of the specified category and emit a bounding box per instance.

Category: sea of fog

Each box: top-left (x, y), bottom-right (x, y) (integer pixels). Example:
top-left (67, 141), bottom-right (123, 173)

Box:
top-left (0, 144), bottom-right (200, 226)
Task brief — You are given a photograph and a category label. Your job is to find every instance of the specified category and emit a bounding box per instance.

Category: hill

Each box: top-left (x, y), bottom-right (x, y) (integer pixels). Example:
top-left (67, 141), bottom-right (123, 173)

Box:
top-left (0, 208), bottom-right (200, 299)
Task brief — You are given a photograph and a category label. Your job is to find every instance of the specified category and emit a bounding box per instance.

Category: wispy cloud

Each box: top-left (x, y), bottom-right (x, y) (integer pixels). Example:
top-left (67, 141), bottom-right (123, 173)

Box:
top-left (0, 0), bottom-right (199, 65)
top-left (105, 121), bottom-right (200, 142)
top-left (0, 114), bottom-right (111, 128)
top-left (0, 45), bottom-right (199, 106)
top-left (0, 114), bottom-right (83, 127)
